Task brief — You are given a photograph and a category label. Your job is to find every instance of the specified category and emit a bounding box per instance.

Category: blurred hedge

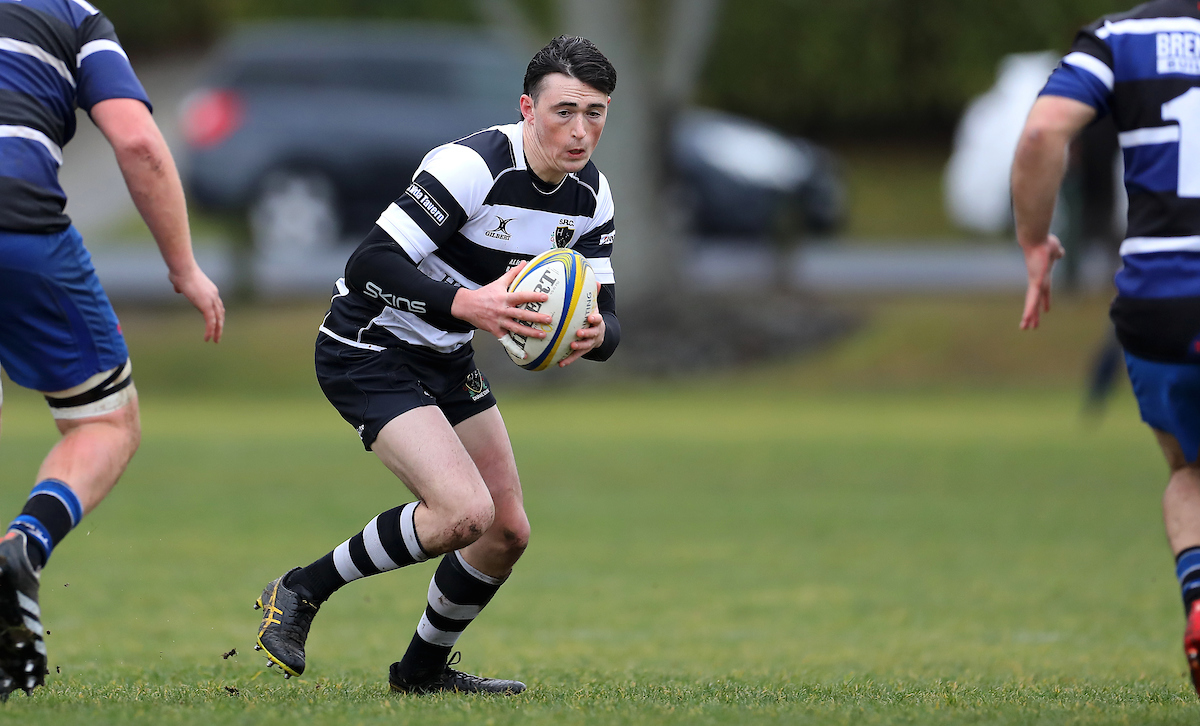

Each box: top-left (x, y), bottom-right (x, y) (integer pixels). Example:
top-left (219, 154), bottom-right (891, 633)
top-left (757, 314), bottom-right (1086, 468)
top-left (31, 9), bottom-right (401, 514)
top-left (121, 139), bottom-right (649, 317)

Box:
top-left (99, 0), bottom-right (477, 51)
top-left (100, 0), bottom-right (1136, 139)
top-left (700, 0), bottom-right (1132, 138)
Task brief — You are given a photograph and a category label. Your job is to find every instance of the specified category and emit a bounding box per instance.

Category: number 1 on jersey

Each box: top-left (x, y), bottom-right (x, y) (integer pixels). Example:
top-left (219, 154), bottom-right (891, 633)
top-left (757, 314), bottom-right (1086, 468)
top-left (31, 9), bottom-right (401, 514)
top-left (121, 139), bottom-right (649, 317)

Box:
top-left (1163, 87), bottom-right (1200, 197)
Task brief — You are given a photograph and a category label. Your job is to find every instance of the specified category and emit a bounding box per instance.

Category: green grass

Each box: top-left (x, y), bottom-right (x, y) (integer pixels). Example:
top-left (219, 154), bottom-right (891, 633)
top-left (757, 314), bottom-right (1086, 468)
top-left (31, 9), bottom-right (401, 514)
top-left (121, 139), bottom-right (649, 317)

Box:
top-left (0, 298), bottom-right (1193, 723)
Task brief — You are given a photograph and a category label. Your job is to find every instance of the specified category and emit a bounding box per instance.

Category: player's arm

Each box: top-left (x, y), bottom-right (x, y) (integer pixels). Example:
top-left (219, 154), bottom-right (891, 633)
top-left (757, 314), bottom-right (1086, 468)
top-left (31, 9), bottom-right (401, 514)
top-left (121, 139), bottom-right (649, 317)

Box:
top-left (561, 283), bottom-right (619, 366)
top-left (449, 266), bottom-right (551, 342)
top-left (345, 230), bottom-right (550, 339)
top-left (1011, 95), bottom-right (1096, 330)
top-left (91, 98), bottom-right (224, 342)
top-left (372, 146), bottom-right (551, 342)
top-left (560, 211), bottom-right (619, 366)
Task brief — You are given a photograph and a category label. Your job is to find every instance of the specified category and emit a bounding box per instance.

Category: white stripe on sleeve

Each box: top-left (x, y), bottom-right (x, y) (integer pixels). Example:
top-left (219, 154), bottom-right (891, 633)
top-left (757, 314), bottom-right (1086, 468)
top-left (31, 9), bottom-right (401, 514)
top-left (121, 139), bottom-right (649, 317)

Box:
top-left (77, 39), bottom-right (129, 67)
top-left (1063, 51), bottom-right (1114, 91)
top-left (377, 204), bottom-right (439, 263)
top-left (418, 142), bottom-right (495, 216)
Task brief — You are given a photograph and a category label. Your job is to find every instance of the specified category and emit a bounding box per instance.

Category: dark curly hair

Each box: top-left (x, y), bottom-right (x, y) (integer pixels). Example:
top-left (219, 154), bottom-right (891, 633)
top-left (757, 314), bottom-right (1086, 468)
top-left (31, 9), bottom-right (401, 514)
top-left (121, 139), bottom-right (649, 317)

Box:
top-left (523, 35), bottom-right (616, 100)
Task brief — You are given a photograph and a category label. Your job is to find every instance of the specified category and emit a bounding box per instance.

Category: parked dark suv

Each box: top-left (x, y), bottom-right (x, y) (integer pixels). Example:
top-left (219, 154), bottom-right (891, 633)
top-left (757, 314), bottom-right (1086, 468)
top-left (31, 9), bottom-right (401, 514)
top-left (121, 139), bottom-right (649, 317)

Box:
top-left (181, 22), bottom-right (843, 251)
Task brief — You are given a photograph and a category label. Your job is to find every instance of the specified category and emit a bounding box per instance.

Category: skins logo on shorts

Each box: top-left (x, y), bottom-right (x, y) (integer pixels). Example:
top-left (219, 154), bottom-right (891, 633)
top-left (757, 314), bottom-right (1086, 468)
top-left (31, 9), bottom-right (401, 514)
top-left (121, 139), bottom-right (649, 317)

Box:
top-left (405, 182), bottom-right (448, 226)
top-left (463, 370), bottom-right (490, 402)
top-left (553, 218), bottom-right (575, 248)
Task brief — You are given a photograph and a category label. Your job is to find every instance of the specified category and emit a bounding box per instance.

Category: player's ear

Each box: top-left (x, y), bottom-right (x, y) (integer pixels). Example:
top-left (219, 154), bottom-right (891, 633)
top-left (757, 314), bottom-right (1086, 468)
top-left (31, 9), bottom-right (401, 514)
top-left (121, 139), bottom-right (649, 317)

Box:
top-left (520, 94), bottom-right (535, 122)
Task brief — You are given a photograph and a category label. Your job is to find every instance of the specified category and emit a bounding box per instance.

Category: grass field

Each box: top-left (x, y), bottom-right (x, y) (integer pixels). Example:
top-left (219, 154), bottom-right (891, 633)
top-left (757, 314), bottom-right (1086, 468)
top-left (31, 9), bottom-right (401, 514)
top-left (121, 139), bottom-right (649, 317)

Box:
top-left (0, 297), bottom-right (1195, 724)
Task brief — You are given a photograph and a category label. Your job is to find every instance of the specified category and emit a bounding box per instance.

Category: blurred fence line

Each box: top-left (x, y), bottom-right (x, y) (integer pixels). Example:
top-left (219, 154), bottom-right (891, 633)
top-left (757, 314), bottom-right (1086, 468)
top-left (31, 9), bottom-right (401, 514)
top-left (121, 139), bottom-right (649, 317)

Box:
top-left (91, 238), bottom-right (1115, 301)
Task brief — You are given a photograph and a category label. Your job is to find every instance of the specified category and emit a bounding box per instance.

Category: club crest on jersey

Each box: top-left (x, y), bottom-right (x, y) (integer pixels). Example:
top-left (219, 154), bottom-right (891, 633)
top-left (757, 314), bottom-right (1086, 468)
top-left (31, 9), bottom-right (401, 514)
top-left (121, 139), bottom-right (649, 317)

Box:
top-left (485, 216), bottom-right (514, 241)
top-left (463, 370), bottom-right (491, 401)
top-left (553, 218), bottom-right (576, 248)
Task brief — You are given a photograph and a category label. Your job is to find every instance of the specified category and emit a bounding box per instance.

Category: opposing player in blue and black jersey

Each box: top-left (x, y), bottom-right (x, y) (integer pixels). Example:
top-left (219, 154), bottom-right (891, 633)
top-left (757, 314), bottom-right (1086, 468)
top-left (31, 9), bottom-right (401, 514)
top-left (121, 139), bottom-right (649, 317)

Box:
top-left (0, 0), bottom-right (224, 697)
top-left (254, 35), bottom-right (619, 695)
top-left (1014, 0), bottom-right (1200, 695)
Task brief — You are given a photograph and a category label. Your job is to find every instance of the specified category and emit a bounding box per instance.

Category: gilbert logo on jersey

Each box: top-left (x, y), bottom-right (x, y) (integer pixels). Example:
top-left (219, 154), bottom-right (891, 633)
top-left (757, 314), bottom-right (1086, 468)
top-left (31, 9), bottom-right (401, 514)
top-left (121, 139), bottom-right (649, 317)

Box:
top-left (553, 218), bottom-right (575, 248)
top-left (485, 216), bottom-right (514, 241)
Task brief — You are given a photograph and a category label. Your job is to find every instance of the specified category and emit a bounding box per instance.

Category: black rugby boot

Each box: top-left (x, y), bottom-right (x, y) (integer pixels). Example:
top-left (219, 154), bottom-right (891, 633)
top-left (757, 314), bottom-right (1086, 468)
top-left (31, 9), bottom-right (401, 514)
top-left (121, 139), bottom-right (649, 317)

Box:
top-left (254, 568), bottom-right (319, 678)
top-left (388, 652), bottom-right (526, 695)
top-left (0, 532), bottom-right (45, 699)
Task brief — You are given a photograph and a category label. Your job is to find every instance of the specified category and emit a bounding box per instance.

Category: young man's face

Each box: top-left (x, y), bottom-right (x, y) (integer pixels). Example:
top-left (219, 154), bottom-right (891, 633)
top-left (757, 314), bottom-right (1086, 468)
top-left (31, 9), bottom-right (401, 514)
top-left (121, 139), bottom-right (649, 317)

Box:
top-left (521, 72), bottom-right (609, 177)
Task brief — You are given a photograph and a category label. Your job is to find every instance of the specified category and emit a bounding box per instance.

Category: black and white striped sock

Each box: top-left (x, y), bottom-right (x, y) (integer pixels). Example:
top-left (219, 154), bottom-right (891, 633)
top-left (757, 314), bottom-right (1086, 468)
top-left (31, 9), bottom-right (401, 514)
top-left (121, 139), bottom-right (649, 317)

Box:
top-left (287, 501), bottom-right (429, 604)
top-left (392, 550), bottom-right (506, 683)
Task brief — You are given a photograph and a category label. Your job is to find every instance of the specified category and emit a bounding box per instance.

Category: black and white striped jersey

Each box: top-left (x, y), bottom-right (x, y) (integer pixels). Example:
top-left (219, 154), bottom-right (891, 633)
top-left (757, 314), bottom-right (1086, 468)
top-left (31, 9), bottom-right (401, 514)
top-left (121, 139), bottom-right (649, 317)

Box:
top-left (319, 121), bottom-right (619, 359)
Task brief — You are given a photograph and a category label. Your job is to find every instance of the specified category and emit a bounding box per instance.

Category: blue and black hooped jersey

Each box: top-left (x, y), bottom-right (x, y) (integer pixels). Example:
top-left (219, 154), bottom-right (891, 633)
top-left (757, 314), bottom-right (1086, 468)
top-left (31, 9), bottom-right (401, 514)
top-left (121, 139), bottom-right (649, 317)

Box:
top-left (1042, 0), bottom-right (1200, 361)
top-left (0, 0), bottom-right (150, 233)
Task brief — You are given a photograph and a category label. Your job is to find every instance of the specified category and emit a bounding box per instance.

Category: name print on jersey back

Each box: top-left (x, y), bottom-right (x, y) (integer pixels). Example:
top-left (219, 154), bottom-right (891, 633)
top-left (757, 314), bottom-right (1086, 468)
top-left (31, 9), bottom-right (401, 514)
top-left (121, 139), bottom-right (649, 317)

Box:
top-left (1159, 31), bottom-right (1200, 74)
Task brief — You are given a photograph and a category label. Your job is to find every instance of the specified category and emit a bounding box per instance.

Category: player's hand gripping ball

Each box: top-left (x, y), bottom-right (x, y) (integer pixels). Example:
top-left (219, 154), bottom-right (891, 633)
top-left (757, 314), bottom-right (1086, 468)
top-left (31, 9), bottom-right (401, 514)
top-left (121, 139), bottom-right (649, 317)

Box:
top-left (500, 249), bottom-right (597, 371)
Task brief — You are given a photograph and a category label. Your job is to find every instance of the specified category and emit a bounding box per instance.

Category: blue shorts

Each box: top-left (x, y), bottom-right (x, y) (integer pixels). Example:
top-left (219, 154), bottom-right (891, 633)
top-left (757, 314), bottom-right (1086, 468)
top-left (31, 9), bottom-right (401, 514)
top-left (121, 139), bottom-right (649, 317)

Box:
top-left (1125, 351), bottom-right (1200, 463)
top-left (0, 226), bottom-right (128, 392)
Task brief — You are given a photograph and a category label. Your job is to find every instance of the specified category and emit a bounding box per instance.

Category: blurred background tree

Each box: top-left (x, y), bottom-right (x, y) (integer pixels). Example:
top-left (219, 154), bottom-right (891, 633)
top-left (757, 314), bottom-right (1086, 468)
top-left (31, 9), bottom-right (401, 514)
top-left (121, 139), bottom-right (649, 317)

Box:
top-left (102, 0), bottom-right (1131, 140)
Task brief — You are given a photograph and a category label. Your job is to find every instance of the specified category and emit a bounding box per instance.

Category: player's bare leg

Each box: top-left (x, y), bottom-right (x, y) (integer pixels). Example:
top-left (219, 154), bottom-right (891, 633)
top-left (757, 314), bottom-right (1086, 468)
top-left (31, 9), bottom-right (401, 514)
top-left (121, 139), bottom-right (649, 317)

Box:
top-left (0, 384), bottom-right (139, 698)
top-left (455, 407), bottom-right (530, 578)
top-left (37, 397), bottom-right (141, 514)
top-left (388, 406), bottom-right (527, 694)
top-left (372, 407), bottom-right (497, 555)
top-left (256, 406), bottom-right (499, 678)
top-left (1155, 429), bottom-right (1200, 695)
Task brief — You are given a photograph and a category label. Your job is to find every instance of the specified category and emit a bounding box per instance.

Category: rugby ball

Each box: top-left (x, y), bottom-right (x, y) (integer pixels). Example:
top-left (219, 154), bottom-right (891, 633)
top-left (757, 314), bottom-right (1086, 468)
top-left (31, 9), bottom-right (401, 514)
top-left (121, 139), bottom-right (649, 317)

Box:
top-left (500, 249), bottom-right (597, 371)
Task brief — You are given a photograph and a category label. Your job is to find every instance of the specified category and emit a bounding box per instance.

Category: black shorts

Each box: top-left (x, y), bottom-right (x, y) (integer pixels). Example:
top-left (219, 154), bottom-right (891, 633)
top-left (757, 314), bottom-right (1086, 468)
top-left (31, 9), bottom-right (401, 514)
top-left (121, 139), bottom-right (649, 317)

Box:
top-left (315, 334), bottom-right (497, 450)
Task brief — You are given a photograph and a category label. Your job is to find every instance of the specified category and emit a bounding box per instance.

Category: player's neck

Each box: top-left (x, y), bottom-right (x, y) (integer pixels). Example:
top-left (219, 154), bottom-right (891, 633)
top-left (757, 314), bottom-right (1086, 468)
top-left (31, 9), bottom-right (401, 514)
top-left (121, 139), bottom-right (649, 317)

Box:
top-left (522, 122), bottom-right (567, 186)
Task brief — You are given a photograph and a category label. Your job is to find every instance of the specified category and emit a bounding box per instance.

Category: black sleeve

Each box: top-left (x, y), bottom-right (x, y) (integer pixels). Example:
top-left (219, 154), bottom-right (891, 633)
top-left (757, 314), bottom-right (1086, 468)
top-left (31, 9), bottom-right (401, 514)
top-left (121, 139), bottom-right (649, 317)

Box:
top-left (583, 283), bottom-right (620, 361)
top-left (343, 226), bottom-right (469, 331)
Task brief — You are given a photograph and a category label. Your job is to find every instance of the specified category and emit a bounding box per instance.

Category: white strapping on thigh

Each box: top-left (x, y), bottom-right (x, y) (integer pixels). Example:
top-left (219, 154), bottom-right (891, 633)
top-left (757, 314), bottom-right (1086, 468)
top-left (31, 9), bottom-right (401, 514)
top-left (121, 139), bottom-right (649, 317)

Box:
top-left (44, 360), bottom-right (135, 420)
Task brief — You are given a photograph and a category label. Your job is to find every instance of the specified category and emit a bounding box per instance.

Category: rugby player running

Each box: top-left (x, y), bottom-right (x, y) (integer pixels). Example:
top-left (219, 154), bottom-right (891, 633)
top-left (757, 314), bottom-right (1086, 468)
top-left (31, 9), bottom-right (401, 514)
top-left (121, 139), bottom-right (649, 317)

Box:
top-left (255, 35), bottom-right (620, 694)
top-left (0, 0), bottom-right (224, 698)
top-left (1013, 0), bottom-right (1200, 696)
